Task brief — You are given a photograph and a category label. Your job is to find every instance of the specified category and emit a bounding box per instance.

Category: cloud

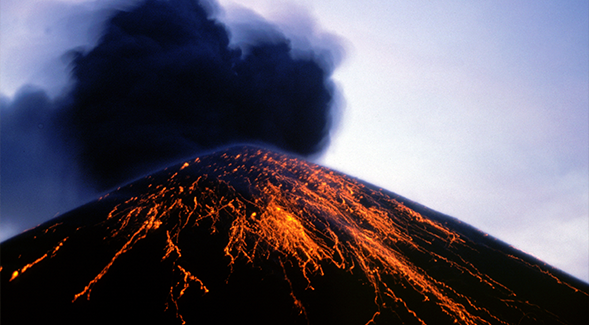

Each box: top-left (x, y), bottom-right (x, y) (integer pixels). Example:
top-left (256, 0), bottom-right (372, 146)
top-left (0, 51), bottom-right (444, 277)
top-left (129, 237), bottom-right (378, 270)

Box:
top-left (57, 0), bottom-right (342, 190)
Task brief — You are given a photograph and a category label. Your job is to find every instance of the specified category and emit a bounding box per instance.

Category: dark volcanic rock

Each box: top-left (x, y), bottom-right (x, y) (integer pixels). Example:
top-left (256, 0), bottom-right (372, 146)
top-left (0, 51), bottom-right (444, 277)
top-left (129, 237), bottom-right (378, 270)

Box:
top-left (2, 146), bottom-right (588, 324)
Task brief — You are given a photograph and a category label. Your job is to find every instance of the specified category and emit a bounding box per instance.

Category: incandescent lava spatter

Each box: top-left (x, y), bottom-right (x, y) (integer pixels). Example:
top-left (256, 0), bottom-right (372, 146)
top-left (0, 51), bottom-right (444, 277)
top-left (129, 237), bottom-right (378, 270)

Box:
top-left (2, 146), bottom-right (588, 324)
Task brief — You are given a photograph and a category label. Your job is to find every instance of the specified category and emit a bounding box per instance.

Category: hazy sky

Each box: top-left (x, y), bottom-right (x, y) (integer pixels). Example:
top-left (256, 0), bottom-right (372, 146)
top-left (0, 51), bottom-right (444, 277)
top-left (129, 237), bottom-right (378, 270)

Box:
top-left (1, 0), bottom-right (587, 282)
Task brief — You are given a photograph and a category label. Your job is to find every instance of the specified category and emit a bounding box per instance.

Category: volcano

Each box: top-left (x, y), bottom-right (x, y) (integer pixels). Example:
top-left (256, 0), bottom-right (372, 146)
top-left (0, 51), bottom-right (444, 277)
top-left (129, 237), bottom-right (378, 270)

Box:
top-left (2, 146), bottom-right (587, 324)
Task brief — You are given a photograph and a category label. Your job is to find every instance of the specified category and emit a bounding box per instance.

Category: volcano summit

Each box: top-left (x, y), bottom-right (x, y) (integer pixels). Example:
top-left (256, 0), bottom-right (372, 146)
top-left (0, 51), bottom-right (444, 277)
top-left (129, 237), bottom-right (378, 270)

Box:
top-left (2, 146), bottom-right (588, 324)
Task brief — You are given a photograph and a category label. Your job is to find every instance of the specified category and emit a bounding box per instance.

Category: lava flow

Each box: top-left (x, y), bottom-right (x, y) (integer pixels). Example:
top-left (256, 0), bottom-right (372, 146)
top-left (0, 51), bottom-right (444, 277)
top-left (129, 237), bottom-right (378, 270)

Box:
top-left (2, 146), bottom-right (588, 325)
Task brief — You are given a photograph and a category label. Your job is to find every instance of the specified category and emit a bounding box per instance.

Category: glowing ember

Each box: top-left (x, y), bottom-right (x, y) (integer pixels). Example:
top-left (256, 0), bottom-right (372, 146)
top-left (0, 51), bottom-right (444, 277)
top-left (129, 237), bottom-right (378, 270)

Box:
top-left (2, 146), bottom-right (587, 324)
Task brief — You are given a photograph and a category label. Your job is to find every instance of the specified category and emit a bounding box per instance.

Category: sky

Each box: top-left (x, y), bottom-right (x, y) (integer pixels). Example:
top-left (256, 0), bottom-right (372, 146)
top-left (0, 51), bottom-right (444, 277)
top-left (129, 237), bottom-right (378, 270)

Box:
top-left (1, 0), bottom-right (587, 282)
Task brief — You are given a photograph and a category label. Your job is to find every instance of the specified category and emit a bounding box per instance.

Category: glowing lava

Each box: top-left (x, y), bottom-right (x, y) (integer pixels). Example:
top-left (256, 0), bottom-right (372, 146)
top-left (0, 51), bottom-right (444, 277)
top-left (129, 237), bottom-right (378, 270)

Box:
top-left (2, 146), bottom-right (588, 325)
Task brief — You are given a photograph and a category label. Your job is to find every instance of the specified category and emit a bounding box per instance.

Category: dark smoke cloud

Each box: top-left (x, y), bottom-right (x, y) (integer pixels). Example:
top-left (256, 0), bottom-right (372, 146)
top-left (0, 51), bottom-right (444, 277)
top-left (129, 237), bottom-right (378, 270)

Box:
top-left (1, 0), bottom-right (343, 239)
top-left (1, 87), bottom-right (91, 239)
top-left (59, 0), bottom-right (341, 190)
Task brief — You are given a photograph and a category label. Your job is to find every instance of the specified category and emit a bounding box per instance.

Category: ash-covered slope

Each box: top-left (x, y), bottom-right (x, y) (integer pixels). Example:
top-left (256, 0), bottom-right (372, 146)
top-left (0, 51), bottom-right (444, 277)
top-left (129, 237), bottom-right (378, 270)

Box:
top-left (2, 146), bottom-right (587, 324)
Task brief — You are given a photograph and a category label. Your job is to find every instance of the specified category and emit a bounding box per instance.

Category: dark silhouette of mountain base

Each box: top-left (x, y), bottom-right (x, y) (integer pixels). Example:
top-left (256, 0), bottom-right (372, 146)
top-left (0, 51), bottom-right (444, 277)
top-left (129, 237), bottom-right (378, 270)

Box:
top-left (2, 146), bottom-right (588, 324)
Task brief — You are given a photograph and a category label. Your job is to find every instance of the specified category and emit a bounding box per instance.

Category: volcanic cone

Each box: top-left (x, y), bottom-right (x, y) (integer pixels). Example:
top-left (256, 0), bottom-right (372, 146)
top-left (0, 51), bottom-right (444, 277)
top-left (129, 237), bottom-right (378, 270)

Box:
top-left (2, 146), bottom-right (587, 324)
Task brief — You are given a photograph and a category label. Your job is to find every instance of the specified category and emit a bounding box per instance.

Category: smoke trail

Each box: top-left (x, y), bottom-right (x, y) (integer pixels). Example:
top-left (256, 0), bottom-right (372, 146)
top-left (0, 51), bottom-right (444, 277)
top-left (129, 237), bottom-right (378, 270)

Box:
top-left (0, 0), bottom-right (343, 239)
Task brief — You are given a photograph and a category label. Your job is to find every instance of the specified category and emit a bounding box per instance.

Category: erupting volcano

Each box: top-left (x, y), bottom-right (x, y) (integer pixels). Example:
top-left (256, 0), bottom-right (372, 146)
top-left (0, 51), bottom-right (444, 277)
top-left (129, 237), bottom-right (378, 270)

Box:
top-left (2, 146), bottom-right (588, 324)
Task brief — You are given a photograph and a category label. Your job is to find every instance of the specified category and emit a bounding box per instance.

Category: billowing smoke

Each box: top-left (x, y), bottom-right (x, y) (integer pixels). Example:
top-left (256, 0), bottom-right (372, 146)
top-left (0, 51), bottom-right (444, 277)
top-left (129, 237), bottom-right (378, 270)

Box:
top-left (0, 0), bottom-right (343, 239)
top-left (61, 0), bottom-right (342, 189)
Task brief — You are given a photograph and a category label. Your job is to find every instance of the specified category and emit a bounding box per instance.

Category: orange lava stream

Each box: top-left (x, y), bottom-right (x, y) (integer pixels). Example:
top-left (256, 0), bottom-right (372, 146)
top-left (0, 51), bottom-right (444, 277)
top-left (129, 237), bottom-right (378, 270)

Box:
top-left (9, 237), bottom-right (68, 281)
top-left (72, 210), bottom-right (163, 301)
top-left (6, 148), bottom-right (583, 324)
top-left (163, 230), bottom-right (209, 324)
top-left (505, 253), bottom-right (589, 296)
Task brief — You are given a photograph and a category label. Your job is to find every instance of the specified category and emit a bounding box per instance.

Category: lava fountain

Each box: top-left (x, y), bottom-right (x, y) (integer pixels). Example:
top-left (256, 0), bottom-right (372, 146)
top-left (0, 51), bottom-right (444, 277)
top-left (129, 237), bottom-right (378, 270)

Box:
top-left (2, 146), bottom-right (587, 324)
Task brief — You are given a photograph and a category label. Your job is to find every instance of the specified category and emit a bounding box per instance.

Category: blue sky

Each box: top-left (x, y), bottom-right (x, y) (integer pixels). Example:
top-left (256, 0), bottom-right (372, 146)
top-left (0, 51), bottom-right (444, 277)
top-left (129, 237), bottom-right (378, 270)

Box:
top-left (1, 0), bottom-right (588, 281)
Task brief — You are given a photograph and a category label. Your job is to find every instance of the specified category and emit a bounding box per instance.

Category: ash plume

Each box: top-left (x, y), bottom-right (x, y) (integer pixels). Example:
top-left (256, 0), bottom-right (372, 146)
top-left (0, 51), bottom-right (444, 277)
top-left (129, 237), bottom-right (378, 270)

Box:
top-left (0, 0), bottom-right (343, 239)
top-left (60, 0), bottom-right (342, 190)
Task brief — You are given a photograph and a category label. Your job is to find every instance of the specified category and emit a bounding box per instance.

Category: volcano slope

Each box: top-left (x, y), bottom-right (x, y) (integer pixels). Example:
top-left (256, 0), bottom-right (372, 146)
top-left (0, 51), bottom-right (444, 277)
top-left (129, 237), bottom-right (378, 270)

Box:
top-left (2, 146), bottom-right (588, 325)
